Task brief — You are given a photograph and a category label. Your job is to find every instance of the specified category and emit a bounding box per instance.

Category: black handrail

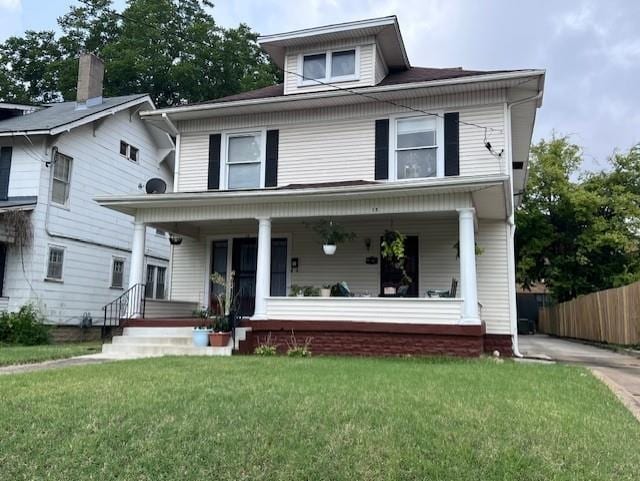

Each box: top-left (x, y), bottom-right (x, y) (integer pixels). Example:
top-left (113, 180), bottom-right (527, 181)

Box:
top-left (102, 283), bottom-right (146, 338)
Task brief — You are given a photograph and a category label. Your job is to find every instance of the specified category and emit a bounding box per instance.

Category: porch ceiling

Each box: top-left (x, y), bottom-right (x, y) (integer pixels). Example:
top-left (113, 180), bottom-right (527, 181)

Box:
top-left (96, 175), bottom-right (509, 236)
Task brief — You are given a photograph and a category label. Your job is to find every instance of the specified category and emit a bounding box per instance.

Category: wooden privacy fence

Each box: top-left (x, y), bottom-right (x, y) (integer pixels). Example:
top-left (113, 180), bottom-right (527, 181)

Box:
top-left (538, 281), bottom-right (640, 345)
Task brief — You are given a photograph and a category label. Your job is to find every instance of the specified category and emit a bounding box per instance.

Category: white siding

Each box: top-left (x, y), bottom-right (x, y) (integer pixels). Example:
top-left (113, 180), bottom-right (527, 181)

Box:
top-left (178, 133), bottom-right (209, 192)
top-left (278, 118), bottom-right (375, 185)
top-left (0, 137), bottom-right (43, 197)
top-left (265, 297), bottom-right (463, 324)
top-left (476, 219), bottom-right (511, 334)
top-left (459, 105), bottom-right (506, 176)
top-left (284, 38), bottom-right (376, 95)
top-left (169, 236), bottom-right (206, 305)
top-left (374, 43), bottom-right (388, 84)
top-left (1, 109), bottom-right (173, 324)
top-left (175, 90), bottom-right (507, 190)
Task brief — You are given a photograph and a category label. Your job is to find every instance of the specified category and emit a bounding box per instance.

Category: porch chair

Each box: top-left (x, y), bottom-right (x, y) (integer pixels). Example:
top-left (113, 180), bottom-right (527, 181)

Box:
top-left (426, 278), bottom-right (458, 298)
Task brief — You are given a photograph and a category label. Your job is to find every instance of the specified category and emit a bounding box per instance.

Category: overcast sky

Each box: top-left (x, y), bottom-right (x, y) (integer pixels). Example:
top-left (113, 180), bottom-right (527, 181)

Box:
top-left (1, 0), bottom-right (638, 170)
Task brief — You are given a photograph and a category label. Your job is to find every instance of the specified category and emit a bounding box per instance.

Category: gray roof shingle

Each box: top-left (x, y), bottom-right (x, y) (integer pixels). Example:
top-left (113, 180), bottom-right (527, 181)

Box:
top-left (0, 94), bottom-right (149, 134)
top-left (192, 66), bottom-right (525, 106)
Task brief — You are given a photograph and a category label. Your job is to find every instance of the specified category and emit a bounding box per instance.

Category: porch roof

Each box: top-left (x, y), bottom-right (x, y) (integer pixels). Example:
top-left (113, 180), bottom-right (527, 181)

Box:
top-left (96, 175), bottom-right (510, 225)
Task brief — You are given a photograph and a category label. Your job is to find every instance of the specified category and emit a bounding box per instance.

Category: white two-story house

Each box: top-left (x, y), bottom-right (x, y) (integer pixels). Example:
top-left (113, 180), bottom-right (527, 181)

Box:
top-left (0, 54), bottom-right (174, 326)
top-left (97, 17), bottom-right (544, 357)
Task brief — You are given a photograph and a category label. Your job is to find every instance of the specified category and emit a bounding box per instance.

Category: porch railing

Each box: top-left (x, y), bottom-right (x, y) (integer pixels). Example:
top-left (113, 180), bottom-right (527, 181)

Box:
top-left (102, 283), bottom-right (146, 337)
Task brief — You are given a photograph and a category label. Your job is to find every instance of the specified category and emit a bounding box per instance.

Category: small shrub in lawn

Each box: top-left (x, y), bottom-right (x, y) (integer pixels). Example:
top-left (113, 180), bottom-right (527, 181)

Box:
top-left (286, 331), bottom-right (311, 357)
top-left (254, 345), bottom-right (277, 356)
top-left (254, 333), bottom-right (277, 356)
top-left (0, 304), bottom-right (50, 345)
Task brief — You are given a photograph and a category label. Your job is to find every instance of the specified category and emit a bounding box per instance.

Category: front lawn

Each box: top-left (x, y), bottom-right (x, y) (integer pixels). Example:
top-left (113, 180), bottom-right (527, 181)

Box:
top-left (1, 357), bottom-right (639, 480)
top-left (0, 342), bottom-right (101, 366)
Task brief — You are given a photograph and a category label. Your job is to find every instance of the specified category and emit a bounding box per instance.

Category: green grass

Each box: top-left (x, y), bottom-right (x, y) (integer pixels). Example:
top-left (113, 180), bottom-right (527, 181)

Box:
top-left (1, 357), bottom-right (639, 480)
top-left (0, 342), bottom-right (102, 366)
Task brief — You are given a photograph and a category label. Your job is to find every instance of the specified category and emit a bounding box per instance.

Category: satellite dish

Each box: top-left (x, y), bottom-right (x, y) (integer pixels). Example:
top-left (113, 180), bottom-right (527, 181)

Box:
top-left (145, 178), bottom-right (167, 194)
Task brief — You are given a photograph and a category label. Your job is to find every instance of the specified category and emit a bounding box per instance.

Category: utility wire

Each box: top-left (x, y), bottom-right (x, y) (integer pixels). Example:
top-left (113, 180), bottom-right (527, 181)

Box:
top-left (78, 0), bottom-right (516, 134)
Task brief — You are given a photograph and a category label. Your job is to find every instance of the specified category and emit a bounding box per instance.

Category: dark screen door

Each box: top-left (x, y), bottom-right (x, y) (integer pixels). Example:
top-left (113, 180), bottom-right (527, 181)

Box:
top-left (380, 235), bottom-right (419, 297)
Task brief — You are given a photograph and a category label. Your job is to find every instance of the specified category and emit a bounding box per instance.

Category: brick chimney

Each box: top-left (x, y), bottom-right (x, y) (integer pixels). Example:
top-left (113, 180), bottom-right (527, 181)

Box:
top-left (76, 53), bottom-right (104, 109)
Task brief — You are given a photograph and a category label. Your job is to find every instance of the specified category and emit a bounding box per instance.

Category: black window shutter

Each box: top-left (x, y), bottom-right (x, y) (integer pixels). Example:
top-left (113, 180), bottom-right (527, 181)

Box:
top-left (444, 112), bottom-right (460, 176)
top-left (265, 130), bottom-right (279, 187)
top-left (207, 134), bottom-right (221, 190)
top-left (0, 147), bottom-right (11, 200)
top-left (374, 119), bottom-right (389, 180)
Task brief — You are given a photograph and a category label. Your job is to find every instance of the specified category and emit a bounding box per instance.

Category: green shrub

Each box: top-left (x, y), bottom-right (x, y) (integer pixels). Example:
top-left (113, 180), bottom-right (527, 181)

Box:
top-left (0, 304), bottom-right (49, 345)
top-left (286, 331), bottom-right (311, 357)
top-left (254, 344), bottom-right (277, 356)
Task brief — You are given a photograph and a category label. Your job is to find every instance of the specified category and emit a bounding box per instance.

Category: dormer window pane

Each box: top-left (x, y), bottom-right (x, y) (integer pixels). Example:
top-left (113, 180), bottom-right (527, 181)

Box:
top-left (303, 53), bottom-right (326, 80)
top-left (331, 50), bottom-right (355, 77)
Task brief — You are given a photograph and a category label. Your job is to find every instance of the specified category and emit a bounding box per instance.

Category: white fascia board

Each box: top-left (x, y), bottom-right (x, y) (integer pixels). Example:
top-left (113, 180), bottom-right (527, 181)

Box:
top-left (257, 16), bottom-right (397, 44)
top-left (96, 174), bottom-right (509, 209)
top-left (140, 70), bottom-right (546, 120)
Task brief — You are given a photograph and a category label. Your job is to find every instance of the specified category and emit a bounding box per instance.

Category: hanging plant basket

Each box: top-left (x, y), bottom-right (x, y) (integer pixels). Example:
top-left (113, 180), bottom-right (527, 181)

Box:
top-left (306, 219), bottom-right (356, 256)
top-left (323, 244), bottom-right (337, 255)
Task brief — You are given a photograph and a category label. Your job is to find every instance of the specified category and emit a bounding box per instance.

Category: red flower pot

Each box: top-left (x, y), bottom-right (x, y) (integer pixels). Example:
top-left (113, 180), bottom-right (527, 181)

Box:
top-left (209, 332), bottom-right (231, 347)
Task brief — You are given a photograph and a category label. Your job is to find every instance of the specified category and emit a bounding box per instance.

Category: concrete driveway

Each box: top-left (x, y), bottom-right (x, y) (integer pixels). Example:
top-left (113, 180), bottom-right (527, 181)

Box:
top-left (519, 334), bottom-right (640, 420)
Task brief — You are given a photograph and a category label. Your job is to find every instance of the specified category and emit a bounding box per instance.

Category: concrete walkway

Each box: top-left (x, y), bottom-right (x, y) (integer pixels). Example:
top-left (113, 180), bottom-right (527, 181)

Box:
top-left (0, 355), bottom-right (116, 375)
top-left (519, 334), bottom-right (640, 421)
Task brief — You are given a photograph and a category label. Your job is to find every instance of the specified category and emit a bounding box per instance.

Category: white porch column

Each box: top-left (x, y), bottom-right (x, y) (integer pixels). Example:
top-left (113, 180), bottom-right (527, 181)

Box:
top-left (129, 220), bottom-right (146, 289)
top-left (253, 217), bottom-right (272, 319)
top-left (458, 208), bottom-right (481, 324)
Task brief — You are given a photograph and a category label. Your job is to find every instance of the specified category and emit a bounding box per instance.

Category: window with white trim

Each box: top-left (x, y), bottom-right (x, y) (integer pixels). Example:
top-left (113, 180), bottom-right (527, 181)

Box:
top-left (119, 140), bottom-right (139, 162)
top-left (51, 152), bottom-right (72, 206)
top-left (46, 246), bottom-right (65, 281)
top-left (111, 258), bottom-right (124, 289)
top-left (145, 265), bottom-right (166, 300)
top-left (395, 116), bottom-right (438, 180)
top-left (226, 132), bottom-right (263, 189)
top-left (300, 48), bottom-right (357, 84)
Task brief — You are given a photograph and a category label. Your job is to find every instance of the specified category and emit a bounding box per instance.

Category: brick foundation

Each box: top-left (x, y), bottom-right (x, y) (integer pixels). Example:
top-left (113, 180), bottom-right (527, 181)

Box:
top-left (239, 320), bottom-right (512, 358)
top-left (49, 326), bottom-right (120, 343)
top-left (483, 334), bottom-right (513, 357)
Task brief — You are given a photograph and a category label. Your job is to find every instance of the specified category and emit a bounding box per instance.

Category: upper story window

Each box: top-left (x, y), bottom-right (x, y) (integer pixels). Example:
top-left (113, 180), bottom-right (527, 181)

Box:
top-left (225, 132), bottom-right (263, 189)
top-left (51, 151), bottom-right (72, 206)
top-left (120, 140), bottom-right (139, 162)
top-left (300, 48), bottom-right (358, 85)
top-left (392, 115), bottom-right (442, 180)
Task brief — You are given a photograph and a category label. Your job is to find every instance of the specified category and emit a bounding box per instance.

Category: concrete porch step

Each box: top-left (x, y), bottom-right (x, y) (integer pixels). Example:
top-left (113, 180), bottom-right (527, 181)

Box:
top-left (112, 335), bottom-right (193, 346)
top-left (102, 341), bottom-right (232, 357)
top-left (122, 327), bottom-right (194, 337)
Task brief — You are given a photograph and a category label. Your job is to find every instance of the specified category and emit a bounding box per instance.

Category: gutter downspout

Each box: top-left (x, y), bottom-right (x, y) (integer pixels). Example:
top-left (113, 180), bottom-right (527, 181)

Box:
top-left (506, 90), bottom-right (544, 358)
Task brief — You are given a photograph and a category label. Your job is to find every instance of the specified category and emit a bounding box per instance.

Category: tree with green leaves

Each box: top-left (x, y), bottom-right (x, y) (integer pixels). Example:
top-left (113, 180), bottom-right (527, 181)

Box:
top-left (516, 136), bottom-right (640, 302)
top-left (0, 0), bottom-right (280, 107)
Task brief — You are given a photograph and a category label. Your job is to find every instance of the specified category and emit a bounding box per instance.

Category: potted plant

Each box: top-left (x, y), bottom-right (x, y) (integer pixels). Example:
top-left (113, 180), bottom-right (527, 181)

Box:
top-left (209, 315), bottom-right (231, 347)
top-left (208, 271), bottom-right (237, 347)
top-left (320, 284), bottom-right (331, 297)
top-left (290, 284), bottom-right (304, 297)
top-left (307, 219), bottom-right (355, 255)
top-left (192, 307), bottom-right (211, 347)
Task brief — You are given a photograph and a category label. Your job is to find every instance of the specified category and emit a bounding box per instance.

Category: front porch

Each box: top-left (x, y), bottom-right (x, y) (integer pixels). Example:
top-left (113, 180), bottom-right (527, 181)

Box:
top-left (97, 178), bottom-right (515, 356)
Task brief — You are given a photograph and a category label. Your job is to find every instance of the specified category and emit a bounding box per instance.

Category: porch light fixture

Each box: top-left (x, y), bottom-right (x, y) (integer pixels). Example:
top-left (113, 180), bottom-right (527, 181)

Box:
top-left (169, 234), bottom-right (183, 245)
top-left (364, 237), bottom-right (371, 251)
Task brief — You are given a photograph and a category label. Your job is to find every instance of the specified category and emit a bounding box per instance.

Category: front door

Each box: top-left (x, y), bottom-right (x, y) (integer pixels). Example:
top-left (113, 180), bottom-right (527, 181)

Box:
top-left (232, 238), bottom-right (258, 317)
top-left (380, 235), bottom-right (419, 297)
top-left (212, 237), bottom-right (288, 318)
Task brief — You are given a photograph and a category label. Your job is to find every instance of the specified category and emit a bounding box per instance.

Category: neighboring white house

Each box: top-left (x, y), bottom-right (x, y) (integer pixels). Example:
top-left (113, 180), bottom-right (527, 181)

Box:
top-left (0, 54), bottom-right (174, 325)
top-left (97, 16), bottom-right (545, 357)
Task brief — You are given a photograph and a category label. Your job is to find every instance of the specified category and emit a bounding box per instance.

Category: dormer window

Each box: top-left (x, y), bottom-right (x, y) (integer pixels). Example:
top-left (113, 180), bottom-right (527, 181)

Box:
top-left (299, 48), bottom-right (358, 85)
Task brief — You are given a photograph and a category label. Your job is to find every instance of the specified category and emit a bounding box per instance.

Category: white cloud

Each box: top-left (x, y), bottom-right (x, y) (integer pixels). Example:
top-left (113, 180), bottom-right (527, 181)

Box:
top-left (0, 0), bottom-right (21, 11)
